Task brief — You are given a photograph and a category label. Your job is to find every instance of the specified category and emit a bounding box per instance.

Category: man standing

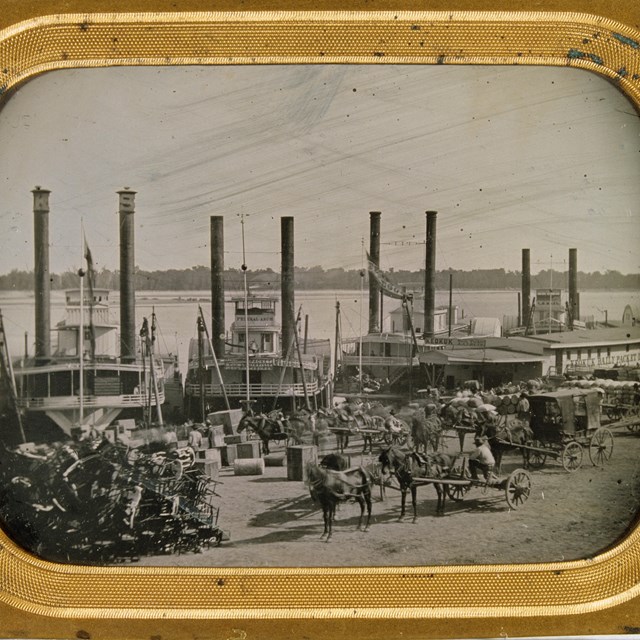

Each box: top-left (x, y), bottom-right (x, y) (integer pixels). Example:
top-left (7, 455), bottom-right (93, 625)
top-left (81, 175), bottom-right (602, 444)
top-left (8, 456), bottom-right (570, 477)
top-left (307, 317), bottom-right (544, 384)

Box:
top-left (188, 423), bottom-right (204, 452)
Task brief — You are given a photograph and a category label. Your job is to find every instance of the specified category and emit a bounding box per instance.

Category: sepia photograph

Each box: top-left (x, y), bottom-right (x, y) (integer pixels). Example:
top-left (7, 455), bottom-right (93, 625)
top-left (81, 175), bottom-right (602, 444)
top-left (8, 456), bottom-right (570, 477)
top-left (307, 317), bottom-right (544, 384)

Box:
top-left (0, 63), bottom-right (639, 569)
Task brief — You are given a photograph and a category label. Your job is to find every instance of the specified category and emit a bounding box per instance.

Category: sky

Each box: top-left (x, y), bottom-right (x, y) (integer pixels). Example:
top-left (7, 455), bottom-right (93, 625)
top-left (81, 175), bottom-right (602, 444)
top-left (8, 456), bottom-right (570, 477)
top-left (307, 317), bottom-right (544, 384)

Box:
top-left (0, 64), bottom-right (638, 277)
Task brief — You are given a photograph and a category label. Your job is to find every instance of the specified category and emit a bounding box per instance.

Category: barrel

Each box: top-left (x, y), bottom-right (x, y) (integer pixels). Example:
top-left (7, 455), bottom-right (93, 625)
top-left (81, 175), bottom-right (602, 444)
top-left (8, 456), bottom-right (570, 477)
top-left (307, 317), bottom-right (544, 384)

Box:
top-left (233, 458), bottom-right (265, 476)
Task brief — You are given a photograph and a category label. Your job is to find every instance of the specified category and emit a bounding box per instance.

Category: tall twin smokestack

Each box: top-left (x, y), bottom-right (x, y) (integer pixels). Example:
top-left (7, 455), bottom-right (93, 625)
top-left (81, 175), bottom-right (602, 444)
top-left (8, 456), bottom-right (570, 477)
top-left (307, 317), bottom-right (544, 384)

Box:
top-left (522, 248), bottom-right (531, 326)
top-left (368, 211), bottom-right (381, 334)
top-left (281, 217), bottom-right (295, 354)
top-left (33, 187), bottom-right (51, 360)
top-left (210, 216), bottom-right (225, 357)
top-left (33, 188), bottom-right (138, 363)
top-left (569, 247), bottom-right (579, 325)
top-left (423, 210), bottom-right (437, 340)
top-left (118, 189), bottom-right (137, 363)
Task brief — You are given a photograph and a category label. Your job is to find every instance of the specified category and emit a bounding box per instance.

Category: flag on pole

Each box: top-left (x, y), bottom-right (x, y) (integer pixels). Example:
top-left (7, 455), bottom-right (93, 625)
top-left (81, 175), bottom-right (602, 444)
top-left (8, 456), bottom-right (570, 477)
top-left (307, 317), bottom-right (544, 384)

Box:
top-left (366, 251), bottom-right (407, 300)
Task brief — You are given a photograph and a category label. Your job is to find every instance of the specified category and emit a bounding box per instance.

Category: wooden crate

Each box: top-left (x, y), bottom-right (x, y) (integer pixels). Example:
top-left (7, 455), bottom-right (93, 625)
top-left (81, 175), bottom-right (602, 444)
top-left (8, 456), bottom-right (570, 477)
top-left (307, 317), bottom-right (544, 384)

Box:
top-left (286, 445), bottom-right (317, 481)
top-left (237, 441), bottom-right (262, 459)
top-left (223, 444), bottom-right (237, 467)
top-left (197, 447), bottom-right (222, 465)
top-left (194, 459), bottom-right (220, 480)
top-left (207, 409), bottom-right (244, 435)
top-left (209, 425), bottom-right (225, 447)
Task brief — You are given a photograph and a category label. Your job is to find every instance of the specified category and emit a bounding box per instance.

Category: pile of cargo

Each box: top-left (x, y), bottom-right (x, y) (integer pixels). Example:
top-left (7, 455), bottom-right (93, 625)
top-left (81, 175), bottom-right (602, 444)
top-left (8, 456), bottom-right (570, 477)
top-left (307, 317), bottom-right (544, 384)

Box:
top-left (0, 437), bottom-right (224, 564)
top-left (562, 378), bottom-right (637, 406)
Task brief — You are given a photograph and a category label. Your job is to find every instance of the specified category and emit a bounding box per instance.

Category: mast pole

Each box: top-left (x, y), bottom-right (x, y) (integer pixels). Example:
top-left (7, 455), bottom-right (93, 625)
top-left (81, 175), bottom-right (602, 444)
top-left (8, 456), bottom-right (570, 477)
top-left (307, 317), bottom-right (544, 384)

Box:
top-left (448, 271), bottom-right (453, 337)
top-left (0, 310), bottom-right (26, 443)
top-left (198, 305), bottom-right (230, 411)
top-left (292, 307), bottom-right (311, 412)
top-left (198, 316), bottom-right (206, 421)
top-left (359, 237), bottom-right (364, 394)
top-left (150, 310), bottom-right (163, 426)
top-left (549, 254), bottom-right (553, 334)
top-left (240, 214), bottom-right (250, 405)
top-left (334, 301), bottom-right (341, 378)
top-left (79, 221), bottom-right (84, 424)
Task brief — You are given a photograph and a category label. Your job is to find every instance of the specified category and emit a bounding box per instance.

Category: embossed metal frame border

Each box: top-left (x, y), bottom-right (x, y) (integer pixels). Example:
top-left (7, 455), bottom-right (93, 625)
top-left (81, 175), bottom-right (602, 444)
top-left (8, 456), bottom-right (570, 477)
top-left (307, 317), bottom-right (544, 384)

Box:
top-left (0, 7), bottom-right (640, 637)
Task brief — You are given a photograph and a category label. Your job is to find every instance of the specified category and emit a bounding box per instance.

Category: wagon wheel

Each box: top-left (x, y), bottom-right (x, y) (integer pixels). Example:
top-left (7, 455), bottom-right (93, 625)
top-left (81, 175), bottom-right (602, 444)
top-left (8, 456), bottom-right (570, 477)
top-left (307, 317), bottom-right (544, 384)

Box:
top-left (625, 405), bottom-right (640, 432)
top-left (605, 402), bottom-right (624, 422)
top-left (445, 468), bottom-right (472, 502)
top-left (561, 441), bottom-right (583, 472)
top-left (588, 428), bottom-right (614, 466)
top-left (505, 469), bottom-right (532, 509)
top-left (527, 439), bottom-right (547, 470)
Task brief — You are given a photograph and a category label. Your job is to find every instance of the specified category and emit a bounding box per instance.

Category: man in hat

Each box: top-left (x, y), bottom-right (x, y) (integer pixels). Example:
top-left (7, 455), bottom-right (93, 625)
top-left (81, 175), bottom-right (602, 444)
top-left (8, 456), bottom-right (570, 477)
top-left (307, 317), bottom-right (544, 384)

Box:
top-left (516, 391), bottom-right (531, 426)
top-left (468, 435), bottom-right (496, 482)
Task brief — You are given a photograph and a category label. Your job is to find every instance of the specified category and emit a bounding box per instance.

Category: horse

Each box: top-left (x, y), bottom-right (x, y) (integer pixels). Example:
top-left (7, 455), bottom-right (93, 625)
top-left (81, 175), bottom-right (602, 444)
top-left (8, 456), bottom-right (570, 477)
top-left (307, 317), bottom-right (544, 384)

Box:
top-left (237, 413), bottom-right (288, 455)
top-left (378, 445), bottom-right (454, 520)
top-left (305, 462), bottom-right (372, 541)
top-left (315, 409), bottom-right (351, 453)
top-left (479, 417), bottom-right (533, 473)
top-left (410, 409), bottom-right (443, 454)
top-left (319, 452), bottom-right (351, 471)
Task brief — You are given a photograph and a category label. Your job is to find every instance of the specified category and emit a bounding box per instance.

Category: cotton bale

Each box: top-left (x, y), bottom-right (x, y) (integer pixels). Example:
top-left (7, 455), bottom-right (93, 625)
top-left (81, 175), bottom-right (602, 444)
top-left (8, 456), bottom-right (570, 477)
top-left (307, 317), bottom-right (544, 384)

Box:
top-left (233, 458), bottom-right (265, 476)
top-left (264, 453), bottom-right (287, 467)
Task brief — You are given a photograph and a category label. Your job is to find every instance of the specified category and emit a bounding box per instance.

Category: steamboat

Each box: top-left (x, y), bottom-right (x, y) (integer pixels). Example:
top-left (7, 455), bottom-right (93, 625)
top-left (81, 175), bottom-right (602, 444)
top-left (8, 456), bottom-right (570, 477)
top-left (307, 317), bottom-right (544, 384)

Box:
top-left (184, 216), bottom-right (332, 418)
top-left (4, 188), bottom-right (180, 442)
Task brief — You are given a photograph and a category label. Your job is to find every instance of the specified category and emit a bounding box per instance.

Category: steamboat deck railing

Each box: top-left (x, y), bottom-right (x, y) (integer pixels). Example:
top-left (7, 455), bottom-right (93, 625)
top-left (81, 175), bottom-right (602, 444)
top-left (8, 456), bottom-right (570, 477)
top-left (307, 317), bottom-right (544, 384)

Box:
top-left (185, 381), bottom-right (321, 397)
top-left (17, 392), bottom-right (165, 410)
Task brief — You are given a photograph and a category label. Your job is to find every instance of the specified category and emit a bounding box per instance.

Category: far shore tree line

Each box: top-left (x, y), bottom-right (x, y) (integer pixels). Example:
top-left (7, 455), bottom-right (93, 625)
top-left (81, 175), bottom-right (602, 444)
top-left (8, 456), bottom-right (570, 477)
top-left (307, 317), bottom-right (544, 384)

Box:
top-left (1, 265), bottom-right (638, 292)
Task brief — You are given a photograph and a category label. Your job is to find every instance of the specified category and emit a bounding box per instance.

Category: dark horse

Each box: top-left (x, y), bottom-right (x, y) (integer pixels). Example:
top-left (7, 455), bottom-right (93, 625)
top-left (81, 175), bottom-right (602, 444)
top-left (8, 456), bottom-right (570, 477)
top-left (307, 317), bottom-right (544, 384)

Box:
top-left (479, 417), bottom-right (533, 473)
top-left (378, 445), bottom-right (454, 520)
top-left (305, 462), bottom-right (372, 541)
top-left (237, 413), bottom-right (288, 455)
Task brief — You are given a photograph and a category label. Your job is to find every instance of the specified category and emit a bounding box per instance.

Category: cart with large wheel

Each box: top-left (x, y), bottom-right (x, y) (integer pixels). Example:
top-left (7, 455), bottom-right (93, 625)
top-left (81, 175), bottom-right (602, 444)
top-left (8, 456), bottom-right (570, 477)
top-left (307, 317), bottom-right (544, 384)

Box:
top-left (517, 388), bottom-right (614, 472)
top-left (426, 453), bottom-right (531, 510)
top-left (601, 401), bottom-right (640, 434)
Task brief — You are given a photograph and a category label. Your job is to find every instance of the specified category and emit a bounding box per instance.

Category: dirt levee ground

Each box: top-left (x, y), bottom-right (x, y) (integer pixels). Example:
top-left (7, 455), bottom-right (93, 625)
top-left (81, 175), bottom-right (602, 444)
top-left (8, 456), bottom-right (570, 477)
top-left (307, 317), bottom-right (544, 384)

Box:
top-left (136, 427), bottom-right (640, 568)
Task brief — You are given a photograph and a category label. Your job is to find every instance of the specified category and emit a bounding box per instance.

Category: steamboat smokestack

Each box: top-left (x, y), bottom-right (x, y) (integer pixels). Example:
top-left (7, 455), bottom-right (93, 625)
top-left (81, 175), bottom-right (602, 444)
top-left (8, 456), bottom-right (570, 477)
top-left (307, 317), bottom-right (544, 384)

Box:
top-left (522, 248), bottom-right (531, 328)
top-left (281, 217), bottom-right (295, 355)
top-left (569, 248), bottom-right (579, 328)
top-left (118, 188), bottom-right (136, 363)
top-left (33, 187), bottom-right (51, 360)
top-left (422, 210), bottom-right (437, 340)
top-left (210, 216), bottom-right (225, 357)
top-left (368, 211), bottom-right (381, 334)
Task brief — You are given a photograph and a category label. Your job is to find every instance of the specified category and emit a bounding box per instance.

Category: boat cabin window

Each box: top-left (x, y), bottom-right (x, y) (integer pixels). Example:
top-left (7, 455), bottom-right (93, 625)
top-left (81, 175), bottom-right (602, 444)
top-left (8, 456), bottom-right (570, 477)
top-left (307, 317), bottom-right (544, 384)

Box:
top-left (261, 334), bottom-right (273, 351)
top-left (234, 299), bottom-right (276, 313)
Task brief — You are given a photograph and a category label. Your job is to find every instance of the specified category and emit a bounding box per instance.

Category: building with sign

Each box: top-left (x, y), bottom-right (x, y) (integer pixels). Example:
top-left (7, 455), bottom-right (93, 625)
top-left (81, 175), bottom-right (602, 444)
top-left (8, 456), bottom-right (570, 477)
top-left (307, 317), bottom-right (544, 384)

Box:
top-left (417, 326), bottom-right (640, 391)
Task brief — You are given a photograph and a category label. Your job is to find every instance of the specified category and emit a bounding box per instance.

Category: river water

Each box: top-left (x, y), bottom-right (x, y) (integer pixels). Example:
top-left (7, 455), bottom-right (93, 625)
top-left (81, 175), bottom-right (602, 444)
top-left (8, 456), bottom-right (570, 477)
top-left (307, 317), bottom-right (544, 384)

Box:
top-left (1, 289), bottom-right (638, 375)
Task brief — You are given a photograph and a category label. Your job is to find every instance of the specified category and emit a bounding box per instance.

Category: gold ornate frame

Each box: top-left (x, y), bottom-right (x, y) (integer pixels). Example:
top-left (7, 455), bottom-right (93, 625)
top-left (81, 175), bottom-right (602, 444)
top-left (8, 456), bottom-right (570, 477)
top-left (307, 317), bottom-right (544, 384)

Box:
top-left (1, 2), bottom-right (639, 637)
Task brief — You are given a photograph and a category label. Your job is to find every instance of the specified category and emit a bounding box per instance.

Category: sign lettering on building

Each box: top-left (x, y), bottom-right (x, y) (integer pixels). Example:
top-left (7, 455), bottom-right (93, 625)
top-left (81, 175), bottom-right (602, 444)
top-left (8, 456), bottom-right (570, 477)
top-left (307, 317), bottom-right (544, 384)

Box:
top-left (427, 337), bottom-right (487, 348)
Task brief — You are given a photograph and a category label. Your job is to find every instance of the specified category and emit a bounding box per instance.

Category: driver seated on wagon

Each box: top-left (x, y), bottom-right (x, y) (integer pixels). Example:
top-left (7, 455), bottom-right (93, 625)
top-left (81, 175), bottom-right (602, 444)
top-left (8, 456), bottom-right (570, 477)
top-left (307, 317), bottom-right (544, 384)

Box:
top-left (468, 435), bottom-right (496, 482)
top-left (384, 409), bottom-right (404, 433)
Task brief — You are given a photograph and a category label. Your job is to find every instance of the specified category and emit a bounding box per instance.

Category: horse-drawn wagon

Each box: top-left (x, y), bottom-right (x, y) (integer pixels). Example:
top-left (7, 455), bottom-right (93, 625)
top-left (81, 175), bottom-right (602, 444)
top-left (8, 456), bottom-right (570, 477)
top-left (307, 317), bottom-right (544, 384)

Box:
top-left (376, 446), bottom-right (532, 521)
top-left (519, 388), bottom-right (614, 472)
